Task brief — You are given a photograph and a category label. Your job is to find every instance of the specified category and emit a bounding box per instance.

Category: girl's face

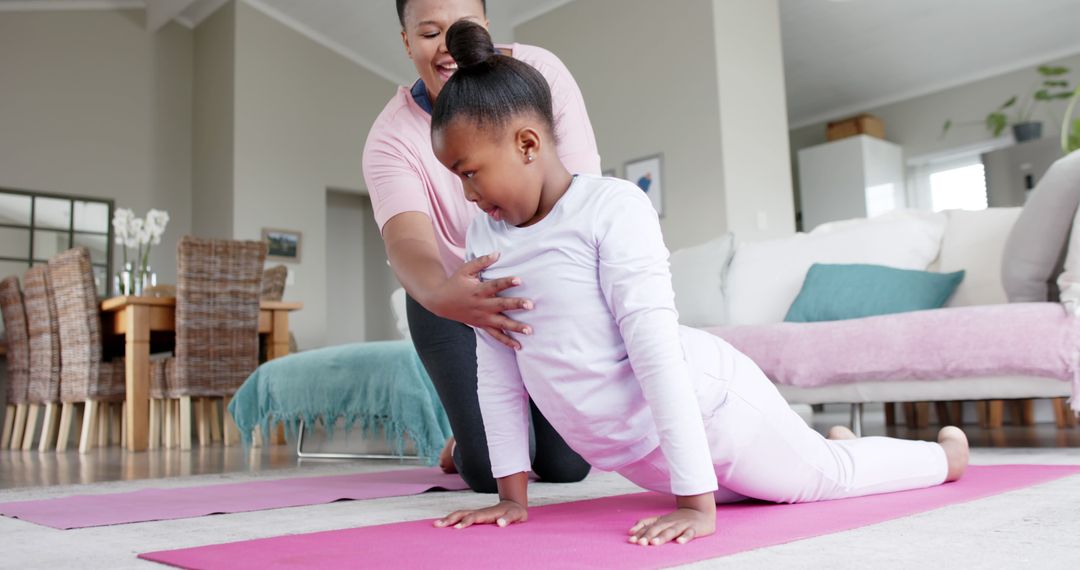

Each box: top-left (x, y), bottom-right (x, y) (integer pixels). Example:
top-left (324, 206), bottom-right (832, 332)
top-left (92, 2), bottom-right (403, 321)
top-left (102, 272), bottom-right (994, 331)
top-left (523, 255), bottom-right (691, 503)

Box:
top-left (400, 0), bottom-right (488, 101)
top-left (433, 118), bottom-right (545, 227)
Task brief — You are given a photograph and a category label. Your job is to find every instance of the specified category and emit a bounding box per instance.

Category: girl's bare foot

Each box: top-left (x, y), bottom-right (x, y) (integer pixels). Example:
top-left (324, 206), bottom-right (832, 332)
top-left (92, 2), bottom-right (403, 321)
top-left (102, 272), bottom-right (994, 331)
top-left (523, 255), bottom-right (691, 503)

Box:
top-left (938, 426), bottom-right (969, 482)
top-left (827, 425), bottom-right (857, 440)
top-left (439, 437), bottom-right (458, 474)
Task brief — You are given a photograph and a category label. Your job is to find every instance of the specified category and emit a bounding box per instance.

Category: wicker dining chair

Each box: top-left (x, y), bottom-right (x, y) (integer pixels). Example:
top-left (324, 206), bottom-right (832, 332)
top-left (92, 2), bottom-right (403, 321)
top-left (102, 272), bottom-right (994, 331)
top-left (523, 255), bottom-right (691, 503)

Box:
top-left (0, 276), bottom-right (30, 450)
top-left (22, 265), bottom-right (63, 452)
top-left (153, 236), bottom-right (266, 450)
top-left (48, 247), bottom-right (128, 453)
top-left (261, 265), bottom-right (288, 302)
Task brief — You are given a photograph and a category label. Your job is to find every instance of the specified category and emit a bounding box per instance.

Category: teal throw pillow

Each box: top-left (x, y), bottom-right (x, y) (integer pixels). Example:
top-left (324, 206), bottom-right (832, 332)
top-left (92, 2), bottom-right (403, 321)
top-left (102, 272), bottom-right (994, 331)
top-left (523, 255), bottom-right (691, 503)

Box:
top-left (784, 264), bottom-right (965, 323)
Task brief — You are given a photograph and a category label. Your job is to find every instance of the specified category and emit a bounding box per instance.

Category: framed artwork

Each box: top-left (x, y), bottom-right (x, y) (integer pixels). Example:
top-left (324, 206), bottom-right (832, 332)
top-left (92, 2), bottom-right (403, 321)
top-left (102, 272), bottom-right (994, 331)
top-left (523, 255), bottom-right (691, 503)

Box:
top-left (624, 154), bottom-right (664, 217)
top-left (262, 228), bottom-right (302, 262)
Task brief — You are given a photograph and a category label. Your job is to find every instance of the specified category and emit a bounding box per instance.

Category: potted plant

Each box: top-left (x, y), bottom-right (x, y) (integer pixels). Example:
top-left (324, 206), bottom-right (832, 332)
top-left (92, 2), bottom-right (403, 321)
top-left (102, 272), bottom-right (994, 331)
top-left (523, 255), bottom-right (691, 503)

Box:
top-left (943, 65), bottom-right (1074, 143)
top-left (1063, 85), bottom-right (1080, 154)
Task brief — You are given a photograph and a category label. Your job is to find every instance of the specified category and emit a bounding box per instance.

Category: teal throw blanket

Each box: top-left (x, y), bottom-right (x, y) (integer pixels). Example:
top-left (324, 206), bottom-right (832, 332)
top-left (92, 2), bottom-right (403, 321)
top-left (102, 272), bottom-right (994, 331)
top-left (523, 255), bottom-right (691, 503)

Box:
top-left (228, 341), bottom-right (451, 463)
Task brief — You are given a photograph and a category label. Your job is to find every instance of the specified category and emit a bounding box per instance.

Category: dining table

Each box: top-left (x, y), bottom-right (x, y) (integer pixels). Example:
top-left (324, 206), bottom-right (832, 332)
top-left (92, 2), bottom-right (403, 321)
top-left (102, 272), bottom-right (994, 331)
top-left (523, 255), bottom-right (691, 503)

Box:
top-left (99, 296), bottom-right (302, 452)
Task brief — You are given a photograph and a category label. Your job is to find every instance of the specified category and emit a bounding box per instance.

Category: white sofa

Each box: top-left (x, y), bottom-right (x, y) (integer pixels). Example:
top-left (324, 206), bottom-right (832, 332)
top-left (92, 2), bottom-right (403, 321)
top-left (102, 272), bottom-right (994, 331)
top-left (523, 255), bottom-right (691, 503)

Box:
top-left (670, 207), bottom-right (1074, 430)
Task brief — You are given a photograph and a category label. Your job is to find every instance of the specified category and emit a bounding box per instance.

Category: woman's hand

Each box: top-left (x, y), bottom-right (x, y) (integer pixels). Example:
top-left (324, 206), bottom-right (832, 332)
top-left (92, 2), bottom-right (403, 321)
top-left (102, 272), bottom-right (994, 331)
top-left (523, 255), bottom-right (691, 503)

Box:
top-left (429, 252), bottom-right (533, 350)
top-left (628, 493), bottom-right (716, 546)
top-left (434, 500), bottom-right (528, 529)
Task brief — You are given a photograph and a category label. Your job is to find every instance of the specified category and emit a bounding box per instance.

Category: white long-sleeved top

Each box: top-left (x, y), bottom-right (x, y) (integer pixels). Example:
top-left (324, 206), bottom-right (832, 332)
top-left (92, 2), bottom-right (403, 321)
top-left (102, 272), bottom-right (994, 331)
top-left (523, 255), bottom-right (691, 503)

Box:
top-left (467, 174), bottom-right (722, 496)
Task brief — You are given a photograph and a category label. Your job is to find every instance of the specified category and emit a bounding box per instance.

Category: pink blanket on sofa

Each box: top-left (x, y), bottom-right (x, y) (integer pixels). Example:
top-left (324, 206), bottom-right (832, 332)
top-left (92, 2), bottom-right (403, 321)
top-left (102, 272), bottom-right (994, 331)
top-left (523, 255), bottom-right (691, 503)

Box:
top-left (705, 303), bottom-right (1079, 411)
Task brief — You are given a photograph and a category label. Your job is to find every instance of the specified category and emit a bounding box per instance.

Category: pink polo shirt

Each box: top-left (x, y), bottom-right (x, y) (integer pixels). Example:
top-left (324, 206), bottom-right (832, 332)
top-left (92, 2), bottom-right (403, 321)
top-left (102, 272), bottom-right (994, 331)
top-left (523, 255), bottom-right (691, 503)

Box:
top-left (362, 43), bottom-right (602, 276)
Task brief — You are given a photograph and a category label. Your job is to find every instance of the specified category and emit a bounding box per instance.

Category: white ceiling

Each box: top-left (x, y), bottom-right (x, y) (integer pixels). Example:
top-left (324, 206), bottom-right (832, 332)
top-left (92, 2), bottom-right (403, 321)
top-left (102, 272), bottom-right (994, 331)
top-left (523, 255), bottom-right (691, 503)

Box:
top-left (781, 0), bottom-right (1080, 127)
top-left (4, 0), bottom-right (1080, 129)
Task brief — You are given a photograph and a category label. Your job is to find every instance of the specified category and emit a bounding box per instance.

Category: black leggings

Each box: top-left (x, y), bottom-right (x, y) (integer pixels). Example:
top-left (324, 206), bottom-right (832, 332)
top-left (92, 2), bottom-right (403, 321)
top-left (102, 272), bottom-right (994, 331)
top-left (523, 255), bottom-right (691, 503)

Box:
top-left (406, 295), bottom-right (590, 493)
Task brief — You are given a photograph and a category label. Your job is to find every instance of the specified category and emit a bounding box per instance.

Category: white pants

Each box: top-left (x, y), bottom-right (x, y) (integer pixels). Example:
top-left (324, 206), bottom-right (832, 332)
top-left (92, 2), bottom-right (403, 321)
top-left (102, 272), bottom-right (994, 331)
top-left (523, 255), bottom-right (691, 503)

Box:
top-left (617, 342), bottom-right (948, 504)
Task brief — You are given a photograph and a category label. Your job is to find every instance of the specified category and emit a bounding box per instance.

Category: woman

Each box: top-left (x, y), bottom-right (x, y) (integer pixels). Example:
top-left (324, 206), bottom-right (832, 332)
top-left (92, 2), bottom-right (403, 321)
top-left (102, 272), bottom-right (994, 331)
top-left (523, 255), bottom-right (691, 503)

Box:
top-left (362, 0), bottom-right (599, 492)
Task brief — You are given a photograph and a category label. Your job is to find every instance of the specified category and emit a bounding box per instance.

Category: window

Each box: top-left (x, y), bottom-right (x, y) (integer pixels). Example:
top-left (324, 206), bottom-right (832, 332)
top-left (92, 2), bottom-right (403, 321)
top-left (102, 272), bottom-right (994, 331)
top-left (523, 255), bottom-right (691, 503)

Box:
top-left (906, 137), bottom-right (1012, 213)
top-left (929, 162), bottom-right (988, 212)
top-left (0, 188), bottom-right (114, 296)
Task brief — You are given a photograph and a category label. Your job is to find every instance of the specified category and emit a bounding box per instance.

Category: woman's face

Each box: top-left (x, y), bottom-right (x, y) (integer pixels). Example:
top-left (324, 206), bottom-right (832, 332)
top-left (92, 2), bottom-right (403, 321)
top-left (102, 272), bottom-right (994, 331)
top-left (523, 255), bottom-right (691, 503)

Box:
top-left (400, 0), bottom-right (488, 101)
top-left (433, 118), bottom-right (545, 228)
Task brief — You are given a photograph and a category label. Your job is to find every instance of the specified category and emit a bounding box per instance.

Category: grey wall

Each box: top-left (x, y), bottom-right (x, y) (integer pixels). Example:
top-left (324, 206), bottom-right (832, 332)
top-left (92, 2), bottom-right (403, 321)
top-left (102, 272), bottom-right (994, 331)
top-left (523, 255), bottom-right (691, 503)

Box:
top-left (515, 0), bottom-right (729, 250)
top-left (0, 9), bottom-right (193, 286)
top-left (231, 1), bottom-right (399, 349)
top-left (325, 190), bottom-right (368, 346)
top-left (789, 51), bottom-right (1080, 221)
top-left (191, 1), bottom-right (236, 239)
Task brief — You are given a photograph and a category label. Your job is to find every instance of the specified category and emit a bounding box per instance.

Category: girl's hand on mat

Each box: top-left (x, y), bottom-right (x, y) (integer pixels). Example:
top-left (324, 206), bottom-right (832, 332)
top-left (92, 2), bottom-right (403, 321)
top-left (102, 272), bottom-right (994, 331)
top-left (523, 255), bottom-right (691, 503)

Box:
top-left (434, 500), bottom-right (528, 529)
top-left (433, 253), bottom-right (533, 350)
top-left (628, 506), bottom-right (716, 546)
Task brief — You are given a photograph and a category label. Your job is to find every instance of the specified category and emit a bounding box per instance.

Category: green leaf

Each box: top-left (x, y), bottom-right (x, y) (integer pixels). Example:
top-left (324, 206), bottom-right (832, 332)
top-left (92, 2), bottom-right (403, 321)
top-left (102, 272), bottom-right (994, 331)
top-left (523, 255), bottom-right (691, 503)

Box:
top-left (1038, 65), bottom-right (1069, 76)
top-left (941, 119), bottom-right (952, 135)
top-left (1056, 92), bottom-right (1076, 99)
top-left (986, 112), bottom-right (1007, 137)
top-left (999, 95), bottom-right (1017, 109)
top-left (1035, 89), bottom-right (1052, 101)
top-left (1044, 80), bottom-right (1070, 88)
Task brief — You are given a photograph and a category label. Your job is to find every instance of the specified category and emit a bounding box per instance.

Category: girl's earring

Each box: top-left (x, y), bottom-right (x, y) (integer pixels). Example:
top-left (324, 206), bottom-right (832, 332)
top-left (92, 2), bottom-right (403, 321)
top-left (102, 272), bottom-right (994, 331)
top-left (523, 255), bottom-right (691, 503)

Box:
top-left (527, 155), bottom-right (534, 162)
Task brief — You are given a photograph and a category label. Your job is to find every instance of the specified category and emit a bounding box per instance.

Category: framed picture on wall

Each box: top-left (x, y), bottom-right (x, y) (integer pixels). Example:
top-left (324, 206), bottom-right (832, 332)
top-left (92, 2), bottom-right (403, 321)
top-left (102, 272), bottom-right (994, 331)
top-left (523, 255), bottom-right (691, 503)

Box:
top-left (262, 228), bottom-right (302, 262)
top-left (624, 154), bottom-right (664, 217)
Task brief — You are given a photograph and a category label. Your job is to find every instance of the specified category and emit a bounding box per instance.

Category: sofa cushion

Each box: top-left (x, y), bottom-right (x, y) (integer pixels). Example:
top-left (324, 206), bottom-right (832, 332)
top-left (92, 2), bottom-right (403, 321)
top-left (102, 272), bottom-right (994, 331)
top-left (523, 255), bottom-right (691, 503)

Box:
top-left (669, 234), bottom-right (735, 327)
top-left (1001, 151), bottom-right (1080, 302)
top-left (784, 264), bottom-right (964, 322)
top-left (726, 210), bottom-right (947, 325)
top-left (937, 208), bottom-right (1021, 307)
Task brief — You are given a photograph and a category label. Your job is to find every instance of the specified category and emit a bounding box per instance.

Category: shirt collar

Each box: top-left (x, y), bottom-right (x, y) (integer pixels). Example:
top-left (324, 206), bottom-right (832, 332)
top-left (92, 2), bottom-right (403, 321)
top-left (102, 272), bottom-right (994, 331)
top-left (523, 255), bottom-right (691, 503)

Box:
top-left (410, 79), bottom-right (434, 115)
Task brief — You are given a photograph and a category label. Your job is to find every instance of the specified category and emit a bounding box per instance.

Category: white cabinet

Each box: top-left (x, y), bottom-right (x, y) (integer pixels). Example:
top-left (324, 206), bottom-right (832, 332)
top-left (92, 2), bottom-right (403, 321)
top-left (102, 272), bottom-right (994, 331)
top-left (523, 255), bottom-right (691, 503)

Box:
top-left (797, 135), bottom-right (905, 231)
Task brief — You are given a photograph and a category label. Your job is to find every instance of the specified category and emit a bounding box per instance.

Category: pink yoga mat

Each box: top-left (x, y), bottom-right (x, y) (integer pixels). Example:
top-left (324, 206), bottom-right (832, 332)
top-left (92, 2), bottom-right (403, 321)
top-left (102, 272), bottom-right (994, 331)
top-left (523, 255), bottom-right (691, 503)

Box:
top-left (140, 465), bottom-right (1079, 570)
top-left (0, 468), bottom-right (468, 529)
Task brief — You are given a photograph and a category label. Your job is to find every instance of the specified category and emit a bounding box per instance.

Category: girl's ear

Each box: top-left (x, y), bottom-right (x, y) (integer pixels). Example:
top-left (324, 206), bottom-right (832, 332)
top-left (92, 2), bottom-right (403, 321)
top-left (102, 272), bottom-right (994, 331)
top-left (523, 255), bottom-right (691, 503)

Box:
top-left (401, 30), bottom-right (412, 58)
top-left (516, 127), bottom-right (542, 163)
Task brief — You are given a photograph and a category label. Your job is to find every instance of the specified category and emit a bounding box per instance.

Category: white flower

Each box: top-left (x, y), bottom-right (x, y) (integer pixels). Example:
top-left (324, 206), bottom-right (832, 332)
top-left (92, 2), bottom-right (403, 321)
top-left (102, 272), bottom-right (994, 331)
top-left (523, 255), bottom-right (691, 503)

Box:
top-left (145, 209), bottom-right (169, 245)
top-left (128, 218), bottom-right (146, 248)
top-left (112, 208), bottom-right (135, 245)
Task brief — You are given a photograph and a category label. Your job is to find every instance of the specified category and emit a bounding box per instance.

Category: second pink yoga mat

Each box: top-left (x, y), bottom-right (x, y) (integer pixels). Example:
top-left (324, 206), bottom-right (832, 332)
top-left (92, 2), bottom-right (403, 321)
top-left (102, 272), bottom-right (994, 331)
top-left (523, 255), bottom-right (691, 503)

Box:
top-left (140, 464), bottom-right (1079, 569)
top-left (0, 468), bottom-right (468, 529)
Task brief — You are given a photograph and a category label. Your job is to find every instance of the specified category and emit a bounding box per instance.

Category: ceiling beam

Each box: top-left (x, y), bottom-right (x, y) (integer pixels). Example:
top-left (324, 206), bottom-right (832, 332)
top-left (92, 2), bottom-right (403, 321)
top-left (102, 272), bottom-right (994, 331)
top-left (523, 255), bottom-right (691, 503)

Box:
top-left (145, 0), bottom-right (197, 32)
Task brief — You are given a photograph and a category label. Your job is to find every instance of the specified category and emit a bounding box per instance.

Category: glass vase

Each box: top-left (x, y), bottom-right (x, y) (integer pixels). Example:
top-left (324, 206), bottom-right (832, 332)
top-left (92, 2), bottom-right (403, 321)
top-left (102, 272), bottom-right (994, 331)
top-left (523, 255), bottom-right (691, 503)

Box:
top-left (116, 262), bottom-right (135, 296)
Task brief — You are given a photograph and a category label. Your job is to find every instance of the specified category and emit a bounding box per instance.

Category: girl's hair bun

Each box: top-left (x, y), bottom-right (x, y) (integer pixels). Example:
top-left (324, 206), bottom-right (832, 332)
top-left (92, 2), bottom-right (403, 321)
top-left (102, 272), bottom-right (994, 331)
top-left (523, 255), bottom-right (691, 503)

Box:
top-left (446, 20), bottom-right (496, 69)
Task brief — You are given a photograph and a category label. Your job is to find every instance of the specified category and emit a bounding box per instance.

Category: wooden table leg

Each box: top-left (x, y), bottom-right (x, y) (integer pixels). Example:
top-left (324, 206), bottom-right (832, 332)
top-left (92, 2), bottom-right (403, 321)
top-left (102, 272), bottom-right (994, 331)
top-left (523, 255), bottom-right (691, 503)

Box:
top-left (269, 309), bottom-right (291, 360)
top-left (269, 309), bottom-right (291, 445)
top-left (124, 304), bottom-right (150, 452)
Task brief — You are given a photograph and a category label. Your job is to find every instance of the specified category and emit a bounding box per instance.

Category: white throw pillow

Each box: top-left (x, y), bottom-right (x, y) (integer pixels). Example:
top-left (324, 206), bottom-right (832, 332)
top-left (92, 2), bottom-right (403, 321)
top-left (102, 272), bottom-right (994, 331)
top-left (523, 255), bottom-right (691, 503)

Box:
top-left (726, 210), bottom-right (947, 325)
top-left (937, 208), bottom-right (1021, 307)
top-left (390, 287), bottom-right (410, 340)
top-left (1058, 204), bottom-right (1080, 315)
top-left (669, 234), bottom-right (735, 327)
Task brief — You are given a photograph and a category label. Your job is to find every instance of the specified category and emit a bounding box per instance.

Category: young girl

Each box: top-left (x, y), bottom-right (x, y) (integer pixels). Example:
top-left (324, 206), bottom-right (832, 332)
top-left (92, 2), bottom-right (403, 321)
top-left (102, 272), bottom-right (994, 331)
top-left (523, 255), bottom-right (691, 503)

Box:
top-left (430, 21), bottom-right (969, 546)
